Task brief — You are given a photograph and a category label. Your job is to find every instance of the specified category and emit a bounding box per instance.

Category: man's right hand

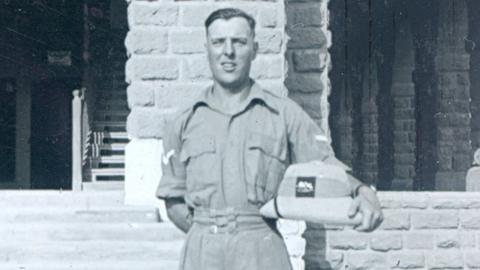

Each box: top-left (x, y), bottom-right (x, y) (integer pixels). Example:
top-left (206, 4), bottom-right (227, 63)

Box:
top-left (165, 198), bottom-right (193, 233)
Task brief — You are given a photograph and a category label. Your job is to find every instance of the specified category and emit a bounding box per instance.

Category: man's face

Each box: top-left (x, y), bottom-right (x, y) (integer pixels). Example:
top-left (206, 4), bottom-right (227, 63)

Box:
top-left (206, 17), bottom-right (258, 89)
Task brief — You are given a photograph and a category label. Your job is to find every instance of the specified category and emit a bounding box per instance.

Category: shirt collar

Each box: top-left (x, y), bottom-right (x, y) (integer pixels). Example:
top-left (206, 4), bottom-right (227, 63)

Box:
top-left (193, 80), bottom-right (278, 114)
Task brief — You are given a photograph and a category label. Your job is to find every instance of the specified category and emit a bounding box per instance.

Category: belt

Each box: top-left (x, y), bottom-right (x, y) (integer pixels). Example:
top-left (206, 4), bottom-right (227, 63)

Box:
top-left (192, 207), bottom-right (274, 234)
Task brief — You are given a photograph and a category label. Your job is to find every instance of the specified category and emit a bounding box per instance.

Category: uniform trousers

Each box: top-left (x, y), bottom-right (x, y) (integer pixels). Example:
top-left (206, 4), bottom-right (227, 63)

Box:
top-left (178, 208), bottom-right (293, 270)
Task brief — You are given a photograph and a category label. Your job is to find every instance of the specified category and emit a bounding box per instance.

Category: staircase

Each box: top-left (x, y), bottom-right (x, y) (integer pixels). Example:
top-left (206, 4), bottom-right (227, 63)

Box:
top-left (0, 190), bottom-right (185, 269)
top-left (86, 41), bottom-right (130, 186)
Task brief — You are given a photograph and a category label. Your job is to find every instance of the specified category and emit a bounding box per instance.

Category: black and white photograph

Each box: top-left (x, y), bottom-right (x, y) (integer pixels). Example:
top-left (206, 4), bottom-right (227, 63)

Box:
top-left (0, 0), bottom-right (479, 269)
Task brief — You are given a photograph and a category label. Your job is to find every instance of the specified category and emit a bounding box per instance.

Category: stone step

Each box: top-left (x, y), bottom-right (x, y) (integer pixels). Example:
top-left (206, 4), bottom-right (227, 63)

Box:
top-left (94, 144), bottom-right (127, 158)
top-left (102, 137), bottom-right (130, 144)
top-left (98, 149), bottom-right (125, 157)
top-left (101, 131), bottom-right (128, 139)
top-left (97, 143), bottom-right (127, 151)
top-left (0, 222), bottom-right (184, 242)
top-left (91, 131), bottom-right (129, 142)
top-left (95, 110), bottom-right (129, 117)
top-left (2, 258), bottom-right (179, 270)
top-left (90, 168), bottom-right (126, 182)
top-left (93, 125), bottom-right (127, 133)
top-left (90, 168), bottom-right (125, 175)
top-left (0, 240), bottom-right (183, 263)
top-left (94, 121), bottom-right (127, 128)
top-left (2, 261), bottom-right (180, 270)
top-left (96, 155), bottom-right (125, 164)
top-left (82, 180), bottom-right (125, 191)
top-left (0, 206), bottom-right (159, 223)
top-left (0, 191), bottom-right (125, 208)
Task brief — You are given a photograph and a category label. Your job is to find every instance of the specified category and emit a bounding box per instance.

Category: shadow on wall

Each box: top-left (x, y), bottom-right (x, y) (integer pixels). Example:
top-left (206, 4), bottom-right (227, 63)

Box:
top-left (303, 224), bottom-right (334, 269)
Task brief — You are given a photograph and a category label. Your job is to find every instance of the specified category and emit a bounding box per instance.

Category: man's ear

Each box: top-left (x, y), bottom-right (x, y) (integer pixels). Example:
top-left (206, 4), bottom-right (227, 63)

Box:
top-left (252, 41), bottom-right (259, 60)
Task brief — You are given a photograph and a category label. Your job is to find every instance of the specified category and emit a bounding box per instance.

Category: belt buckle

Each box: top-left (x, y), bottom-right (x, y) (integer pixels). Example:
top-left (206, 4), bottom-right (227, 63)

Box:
top-left (209, 214), bottom-right (237, 234)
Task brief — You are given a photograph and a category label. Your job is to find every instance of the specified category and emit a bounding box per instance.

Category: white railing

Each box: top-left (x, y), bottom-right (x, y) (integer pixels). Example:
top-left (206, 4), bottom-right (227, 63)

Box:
top-left (72, 88), bottom-right (85, 191)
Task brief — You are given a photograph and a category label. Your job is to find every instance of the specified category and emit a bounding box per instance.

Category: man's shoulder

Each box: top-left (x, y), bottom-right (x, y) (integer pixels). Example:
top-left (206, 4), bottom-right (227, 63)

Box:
top-left (166, 85), bottom-right (210, 123)
top-left (258, 85), bottom-right (306, 114)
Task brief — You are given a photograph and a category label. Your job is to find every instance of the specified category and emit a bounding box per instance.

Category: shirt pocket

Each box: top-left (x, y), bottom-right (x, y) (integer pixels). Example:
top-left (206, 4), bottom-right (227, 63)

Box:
top-left (180, 135), bottom-right (217, 196)
top-left (245, 131), bottom-right (287, 204)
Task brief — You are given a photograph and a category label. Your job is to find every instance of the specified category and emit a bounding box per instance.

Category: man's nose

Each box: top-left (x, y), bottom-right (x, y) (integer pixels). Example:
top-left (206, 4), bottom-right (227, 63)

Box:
top-left (223, 40), bottom-right (234, 57)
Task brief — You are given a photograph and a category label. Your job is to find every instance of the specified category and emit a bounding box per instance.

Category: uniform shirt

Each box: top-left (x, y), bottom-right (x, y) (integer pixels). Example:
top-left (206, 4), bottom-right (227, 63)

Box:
top-left (156, 81), bottom-right (337, 210)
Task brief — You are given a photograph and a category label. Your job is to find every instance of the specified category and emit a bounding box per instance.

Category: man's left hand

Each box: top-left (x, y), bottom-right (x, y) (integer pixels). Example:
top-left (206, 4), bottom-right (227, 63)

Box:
top-left (348, 186), bottom-right (383, 232)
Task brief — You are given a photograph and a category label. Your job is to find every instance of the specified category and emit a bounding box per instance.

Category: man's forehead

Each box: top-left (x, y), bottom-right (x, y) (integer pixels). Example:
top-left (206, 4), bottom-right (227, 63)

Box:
top-left (207, 17), bottom-right (254, 37)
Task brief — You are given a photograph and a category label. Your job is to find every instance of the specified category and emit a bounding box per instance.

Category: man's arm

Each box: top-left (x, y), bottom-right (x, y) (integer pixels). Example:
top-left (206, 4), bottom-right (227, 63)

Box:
top-left (156, 117), bottom-right (191, 233)
top-left (285, 99), bottom-right (383, 231)
top-left (324, 157), bottom-right (383, 231)
top-left (165, 197), bottom-right (192, 233)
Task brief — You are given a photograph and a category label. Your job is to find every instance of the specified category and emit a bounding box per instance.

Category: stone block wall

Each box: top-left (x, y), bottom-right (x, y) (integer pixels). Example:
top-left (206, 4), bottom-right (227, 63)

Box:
top-left (470, 0), bottom-right (480, 153)
top-left (433, 0), bottom-right (472, 190)
top-left (391, 20), bottom-right (416, 190)
top-left (303, 192), bottom-right (480, 270)
top-left (285, 0), bottom-right (331, 133)
top-left (125, 0), bottom-right (288, 139)
top-left (360, 70), bottom-right (380, 184)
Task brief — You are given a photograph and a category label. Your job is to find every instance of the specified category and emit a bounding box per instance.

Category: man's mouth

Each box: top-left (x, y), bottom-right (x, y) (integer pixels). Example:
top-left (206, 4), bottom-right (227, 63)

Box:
top-left (221, 62), bottom-right (236, 71)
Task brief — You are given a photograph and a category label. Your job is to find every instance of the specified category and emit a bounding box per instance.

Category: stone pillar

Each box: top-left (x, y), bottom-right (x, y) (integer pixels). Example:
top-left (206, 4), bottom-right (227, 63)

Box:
top-left (334, 82), bottom-right (354, 168)
top-left (433, 0), bottom-right (472, 190)
top-left (15, 70), bottom-right (32, 188)
top-left (360, 62), bottom-right (379, 184)
top-left (285, 0), bottom-right (347, 269)
top-left (285, 0), bottom-right (330, 133)
top-left (467, 0), bottom-right (480, 154)
top-left (373, 0), bottom-right (396, 191)
top-left (124, 0), bottom-right (287, 196)
top-left (391, 6), bottom-right (416, 190)
top-left (410, 0), bottom-right (439, 190)
top-left (328, 0), bottom-right (354, 168)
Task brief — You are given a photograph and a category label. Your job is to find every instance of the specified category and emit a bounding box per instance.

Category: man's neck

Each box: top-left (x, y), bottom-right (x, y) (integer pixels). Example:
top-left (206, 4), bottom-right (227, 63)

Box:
top-left (211, 79), bottom-right (253, 114)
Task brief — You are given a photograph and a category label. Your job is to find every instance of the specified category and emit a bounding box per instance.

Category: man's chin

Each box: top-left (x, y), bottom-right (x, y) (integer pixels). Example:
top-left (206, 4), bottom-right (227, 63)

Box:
top-left (216, 77), bottom-right (251, 89)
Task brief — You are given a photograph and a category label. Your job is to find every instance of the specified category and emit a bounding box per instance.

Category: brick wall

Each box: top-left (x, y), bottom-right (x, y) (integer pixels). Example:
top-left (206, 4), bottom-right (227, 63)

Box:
top-left (302, 192), bottom-right (480, 270)
top-left (360, 64), bottom-right (379, 184)
top-left (433, 0), bottom-right (471, 190)
top-left (391, 17), bottom-right (416, 190)
top-left (285, 0), bottom-right (330, 132)
top-left (469, 0), bottom-right (480, 153)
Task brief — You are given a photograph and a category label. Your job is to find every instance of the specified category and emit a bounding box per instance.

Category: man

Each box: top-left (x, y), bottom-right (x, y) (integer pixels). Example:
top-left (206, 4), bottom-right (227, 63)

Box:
top-left (157, 8), bottom-right (383, 270)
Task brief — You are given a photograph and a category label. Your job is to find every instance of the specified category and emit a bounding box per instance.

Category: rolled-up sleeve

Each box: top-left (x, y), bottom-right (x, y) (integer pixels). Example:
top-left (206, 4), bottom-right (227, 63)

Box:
top-left (156, 119), bottom-right (187, 200)
top-left (286, 100), bottom-right (336, 164)
top-left (286, 100), bottom-right (358, 191)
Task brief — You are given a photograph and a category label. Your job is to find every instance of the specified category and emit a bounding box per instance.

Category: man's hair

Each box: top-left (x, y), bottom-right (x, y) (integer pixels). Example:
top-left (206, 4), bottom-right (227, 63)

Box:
top-left (205, 8), bottom-right (256, 34)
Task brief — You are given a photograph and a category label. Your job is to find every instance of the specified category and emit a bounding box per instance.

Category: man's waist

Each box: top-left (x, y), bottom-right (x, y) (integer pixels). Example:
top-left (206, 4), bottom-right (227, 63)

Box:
top-left (192, 206), bottom-right (274, 234)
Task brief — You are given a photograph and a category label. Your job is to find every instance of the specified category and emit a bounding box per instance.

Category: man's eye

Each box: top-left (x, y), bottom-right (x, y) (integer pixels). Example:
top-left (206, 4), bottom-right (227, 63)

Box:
top-left (235, 39), bottom-right (248, 45)
top-left (211, 40), bottom-right (223, 46)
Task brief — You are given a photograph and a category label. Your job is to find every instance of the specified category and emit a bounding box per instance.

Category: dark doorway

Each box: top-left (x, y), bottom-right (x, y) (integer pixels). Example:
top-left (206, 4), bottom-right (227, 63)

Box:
top-left (0, 79), bottom-right (17, 183)
top-left (30, 79), bottom-right (78, 189)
